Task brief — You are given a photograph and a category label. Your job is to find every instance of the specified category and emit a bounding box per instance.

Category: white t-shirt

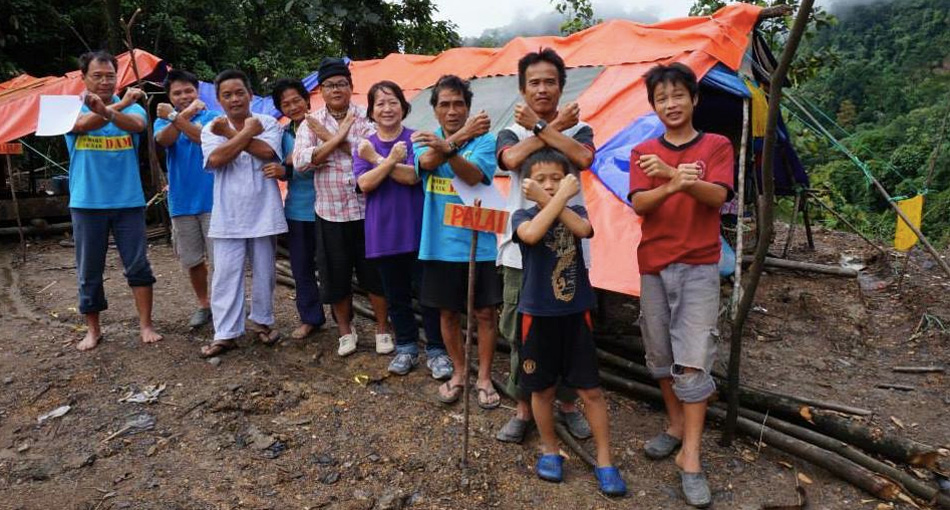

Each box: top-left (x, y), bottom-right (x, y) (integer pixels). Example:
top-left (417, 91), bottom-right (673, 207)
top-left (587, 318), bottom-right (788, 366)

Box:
top-left (495, 122), bottom-right (594, 270)
top-left (201, 114), bottom-right (288, 239)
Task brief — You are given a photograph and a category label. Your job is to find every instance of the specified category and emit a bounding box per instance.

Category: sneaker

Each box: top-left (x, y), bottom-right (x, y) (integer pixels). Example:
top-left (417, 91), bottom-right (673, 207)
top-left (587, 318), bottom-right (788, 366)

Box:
top-left (388, 353), bottom-right (419, 375)
top-left (556, 408), bottom-right (592, 440)
top-left (337, 333), bottom-right (358, 356)
top-left (375, 333), bottom-right (395, 354)
top-left (188, 307), bottom-right (212, 329)
top-left (426, 354), bottom-right (454, 380)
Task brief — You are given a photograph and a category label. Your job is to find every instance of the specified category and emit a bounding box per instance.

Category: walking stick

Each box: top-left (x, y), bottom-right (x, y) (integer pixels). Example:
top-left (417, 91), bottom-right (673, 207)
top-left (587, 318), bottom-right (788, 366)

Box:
top-left (461, 199), bottom-right (481, 471)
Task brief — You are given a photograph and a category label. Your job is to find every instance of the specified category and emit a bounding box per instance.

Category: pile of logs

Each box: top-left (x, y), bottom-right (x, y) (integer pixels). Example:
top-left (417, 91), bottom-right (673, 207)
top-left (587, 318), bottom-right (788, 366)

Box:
top-left (274, 263), bottom-right (949, 508)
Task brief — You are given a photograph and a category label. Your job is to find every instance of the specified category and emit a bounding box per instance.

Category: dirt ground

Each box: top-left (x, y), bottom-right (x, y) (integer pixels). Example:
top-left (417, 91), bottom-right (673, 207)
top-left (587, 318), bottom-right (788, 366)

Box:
top-left (0, 222), bottom-right (947, 510)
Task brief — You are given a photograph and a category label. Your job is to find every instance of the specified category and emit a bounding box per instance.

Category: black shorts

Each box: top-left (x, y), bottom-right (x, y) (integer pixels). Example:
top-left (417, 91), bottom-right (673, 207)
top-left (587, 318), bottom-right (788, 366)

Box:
top-left (518, 311), bottom-right (600, 393)
top-left (419, 260), bottom-right (502, 313)
top-left (315, 217), bottom-right (383, 303)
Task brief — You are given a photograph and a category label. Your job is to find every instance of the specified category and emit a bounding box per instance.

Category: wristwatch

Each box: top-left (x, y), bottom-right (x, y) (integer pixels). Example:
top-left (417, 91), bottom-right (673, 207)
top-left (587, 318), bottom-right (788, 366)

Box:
top-left (167, 110), bottom-right (179, 123)
top-left (446, 141), bottom-right (460, 157)
top-left (533, 119), bottom-right (548, 136)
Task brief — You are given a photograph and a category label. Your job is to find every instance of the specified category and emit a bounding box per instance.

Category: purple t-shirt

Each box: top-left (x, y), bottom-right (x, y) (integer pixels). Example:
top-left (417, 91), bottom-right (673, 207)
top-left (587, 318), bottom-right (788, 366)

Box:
top-left (353, 127), bottom-right (424, 258)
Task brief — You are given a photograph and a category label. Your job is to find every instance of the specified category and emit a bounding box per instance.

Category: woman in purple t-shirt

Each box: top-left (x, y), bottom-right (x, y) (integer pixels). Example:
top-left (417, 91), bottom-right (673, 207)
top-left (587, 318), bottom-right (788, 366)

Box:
top-left (353, 81), bottom-right (450, 378)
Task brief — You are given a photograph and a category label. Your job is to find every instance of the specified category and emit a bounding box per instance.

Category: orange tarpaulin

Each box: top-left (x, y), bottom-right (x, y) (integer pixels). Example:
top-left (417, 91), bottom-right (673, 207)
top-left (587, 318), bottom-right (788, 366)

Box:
top-left (0, 50), bottom-right (165, 144)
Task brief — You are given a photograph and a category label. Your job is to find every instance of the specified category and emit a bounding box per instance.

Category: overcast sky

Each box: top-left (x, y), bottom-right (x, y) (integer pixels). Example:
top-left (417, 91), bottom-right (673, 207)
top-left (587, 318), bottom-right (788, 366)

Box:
top-left (432, 0), bottom-right (698, 38)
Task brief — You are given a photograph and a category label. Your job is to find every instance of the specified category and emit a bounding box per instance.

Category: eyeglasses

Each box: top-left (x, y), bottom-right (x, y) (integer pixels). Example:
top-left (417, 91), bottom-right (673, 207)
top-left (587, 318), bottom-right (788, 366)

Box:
top-left (321, 81), bottom-right (351, 91)
top-left (86, 74), bottom-right (117, 83)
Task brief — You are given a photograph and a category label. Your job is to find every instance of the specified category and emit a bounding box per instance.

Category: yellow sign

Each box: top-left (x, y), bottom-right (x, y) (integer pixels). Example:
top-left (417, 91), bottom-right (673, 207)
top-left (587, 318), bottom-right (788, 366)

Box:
top-left (75, 135), bottom-right (134, 151)
top-left (894, 195), bottom-right (924, 252)
top-left (426, 176), bottom-right (457, 196)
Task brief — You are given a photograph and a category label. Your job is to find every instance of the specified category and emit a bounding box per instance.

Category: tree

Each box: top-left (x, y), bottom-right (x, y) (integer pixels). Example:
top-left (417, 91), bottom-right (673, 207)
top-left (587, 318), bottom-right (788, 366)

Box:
top-left (551, 0), bottom-right (601, 35)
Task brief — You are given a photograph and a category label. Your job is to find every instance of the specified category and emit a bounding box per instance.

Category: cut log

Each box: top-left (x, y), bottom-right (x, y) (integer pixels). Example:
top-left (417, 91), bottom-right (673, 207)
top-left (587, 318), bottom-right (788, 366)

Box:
top-left (892, 366), bottom-right (945, 374)
top-left (742, 256), bottom-right (859, 277)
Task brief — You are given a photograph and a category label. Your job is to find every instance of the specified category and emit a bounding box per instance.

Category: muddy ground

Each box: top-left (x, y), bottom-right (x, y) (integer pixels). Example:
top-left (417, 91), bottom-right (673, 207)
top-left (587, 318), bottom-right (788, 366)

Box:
top-left (0, 223), bottom-right (947, 510)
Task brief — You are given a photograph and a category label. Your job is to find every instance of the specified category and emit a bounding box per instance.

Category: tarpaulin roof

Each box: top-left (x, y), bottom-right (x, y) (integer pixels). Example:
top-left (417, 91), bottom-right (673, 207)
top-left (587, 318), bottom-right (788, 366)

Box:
top-left (0, 50), bottom-right (165, 144)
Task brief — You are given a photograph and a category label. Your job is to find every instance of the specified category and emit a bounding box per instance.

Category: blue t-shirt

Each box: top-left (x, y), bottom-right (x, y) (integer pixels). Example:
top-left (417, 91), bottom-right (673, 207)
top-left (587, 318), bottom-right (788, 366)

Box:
top-left (281, 127), bottom-right (316, 222)
top-left (65, 98), bottom-right (147, 209)
top-left (414, 129), bottom-right (498, 262)
top-left (512, 205), bottom-right (595, 316)
top-left (153, 109), bottom-right (219, 217)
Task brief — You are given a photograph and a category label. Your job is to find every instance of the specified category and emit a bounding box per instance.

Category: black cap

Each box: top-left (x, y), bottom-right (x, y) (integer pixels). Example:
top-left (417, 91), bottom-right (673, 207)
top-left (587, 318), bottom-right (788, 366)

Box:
top-left (317, 57), bottom-right (350, 85)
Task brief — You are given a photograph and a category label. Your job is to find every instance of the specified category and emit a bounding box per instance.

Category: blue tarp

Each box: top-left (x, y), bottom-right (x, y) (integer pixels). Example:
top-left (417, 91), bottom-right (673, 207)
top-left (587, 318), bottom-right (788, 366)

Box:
top-left (196, 68), bottom-right (324, 118)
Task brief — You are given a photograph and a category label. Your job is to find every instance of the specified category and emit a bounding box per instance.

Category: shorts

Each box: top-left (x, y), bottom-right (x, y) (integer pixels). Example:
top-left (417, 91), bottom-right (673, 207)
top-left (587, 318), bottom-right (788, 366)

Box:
top-left (315, 217), bottom-right (383, 303)
top-left (171, 213), bottom-right (212, 269)
top-left (419, 260), bottom-right (502, 313)
top-left (518, 311), bottom-right (600, 393)
top-left (639, 263), bottom-right (719, 403)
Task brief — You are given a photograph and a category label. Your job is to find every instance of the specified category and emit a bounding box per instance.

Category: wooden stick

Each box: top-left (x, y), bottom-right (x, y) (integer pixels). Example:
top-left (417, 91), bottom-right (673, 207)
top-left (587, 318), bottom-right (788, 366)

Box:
top-left (461, 200), bottom-right (480, 471)
top-left (892, 366), bottom-right (945, 374)
top-left (782, 191), bottom-right (802, 258)
top-left (875, 383), bottom-right (916, 392)
top-left (742, 256), bottom-right (858, 277)
top-left (808, 193), bottom-right (889, 257)
top-left (6, 155), bottom-right (27, 262)
top-left (732, 97), bottom-right (750, 319)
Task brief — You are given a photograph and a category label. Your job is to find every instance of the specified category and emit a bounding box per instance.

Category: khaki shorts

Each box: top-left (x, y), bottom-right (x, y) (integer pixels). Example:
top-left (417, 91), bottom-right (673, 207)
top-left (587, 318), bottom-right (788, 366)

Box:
top-left (171, 213), bottom-right (212, 269)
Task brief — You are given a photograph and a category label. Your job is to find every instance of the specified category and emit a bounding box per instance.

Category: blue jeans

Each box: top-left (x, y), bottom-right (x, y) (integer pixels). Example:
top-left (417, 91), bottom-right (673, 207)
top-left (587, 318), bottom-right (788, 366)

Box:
top-left (71, 207), bottom-right (155, 314)
top-left (375, 252), bottom-right (445, 357)
top-left (287, 219), bottom-right (326, 326)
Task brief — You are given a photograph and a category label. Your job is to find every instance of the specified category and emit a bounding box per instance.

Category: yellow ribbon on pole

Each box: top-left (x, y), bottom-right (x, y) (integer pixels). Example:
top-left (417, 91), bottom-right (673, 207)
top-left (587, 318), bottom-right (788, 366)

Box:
top-left (894, 195), bottom-right (924, 251)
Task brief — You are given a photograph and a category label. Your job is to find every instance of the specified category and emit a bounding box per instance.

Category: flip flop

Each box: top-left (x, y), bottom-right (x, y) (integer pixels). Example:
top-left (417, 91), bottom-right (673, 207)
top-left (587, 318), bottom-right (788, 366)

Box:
top-left (476, 386), bottom-right (501, 410)
top-left (200, 340), bottom-right (237, 358)
top-left (248, 323), bottom-right (281, 346)
top-left (437, 381), bottom-right (463, 404)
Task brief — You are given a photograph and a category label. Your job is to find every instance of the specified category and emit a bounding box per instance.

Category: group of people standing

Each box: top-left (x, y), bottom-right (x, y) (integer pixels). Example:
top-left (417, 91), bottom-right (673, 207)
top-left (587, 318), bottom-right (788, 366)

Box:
top-left (65, 47), bottom-right (731, 507)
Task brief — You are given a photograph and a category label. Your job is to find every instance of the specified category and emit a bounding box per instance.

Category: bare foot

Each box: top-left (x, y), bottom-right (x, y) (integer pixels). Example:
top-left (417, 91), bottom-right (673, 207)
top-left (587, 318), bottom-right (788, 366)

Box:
top-left (141, 326), bottom-right (163, 344)
top-left (76, 331), bottom-right (101, 351)
top-left (675, 449), bottom-right (702, 473)
top-left (291, 323), bottom-right (315, 339)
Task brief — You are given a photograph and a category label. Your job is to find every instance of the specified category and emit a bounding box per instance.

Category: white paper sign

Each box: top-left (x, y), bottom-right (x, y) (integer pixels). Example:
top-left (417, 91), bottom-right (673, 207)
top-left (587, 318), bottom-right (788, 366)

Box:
top-left (451, 176), bottom-right (507, 210)
top-left (36, 95), bottom-right (83, 136)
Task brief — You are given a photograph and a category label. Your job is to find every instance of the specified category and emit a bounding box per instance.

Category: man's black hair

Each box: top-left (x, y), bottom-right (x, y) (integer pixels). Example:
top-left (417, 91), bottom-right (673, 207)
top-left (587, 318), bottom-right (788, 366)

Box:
top-left (429, 75), bottom-right (473, 109)
top-left (79, 51), bottom-right (118, 75)
top-left (644, 63), bottom-right (698, 107)
top-left (521, 147), bottom-right (572, 178)
top-left (518, 48), bottom-right (567, 92)
top-left (271, 78), bottom-right (310, 115)
top-left (163, 69), bottom-right (199, 92)
top-left (367, 80), bottom-right (411, 121)
top-left (213, 69), bottom-right (252, 96)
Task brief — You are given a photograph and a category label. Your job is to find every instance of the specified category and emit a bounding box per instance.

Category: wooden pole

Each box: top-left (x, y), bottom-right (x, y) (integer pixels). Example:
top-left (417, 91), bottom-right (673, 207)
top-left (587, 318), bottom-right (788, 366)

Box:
top-left (801, 193), bottom-right (815, 249)
top-left (782, 191), bottom-right (802, 258)
top-left (809, 193), bottom-right (888, 257)
top-left (731, 98), bottom-right (750, 319)
top-left (5, 156), bottom-right (27, 262)
top-left (461, 200), bottom-right (481, 471)
top-left (722, 0), bottom-right (815, 446)
top-left (742, 256), bottom-right (858, 277)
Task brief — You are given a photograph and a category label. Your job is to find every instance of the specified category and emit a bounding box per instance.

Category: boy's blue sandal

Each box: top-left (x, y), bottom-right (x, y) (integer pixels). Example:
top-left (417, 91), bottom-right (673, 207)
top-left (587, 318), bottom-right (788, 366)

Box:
top-left (535, 454), bottom-right (564, 482)
top-left (595, 466), bottom-right (628, 497)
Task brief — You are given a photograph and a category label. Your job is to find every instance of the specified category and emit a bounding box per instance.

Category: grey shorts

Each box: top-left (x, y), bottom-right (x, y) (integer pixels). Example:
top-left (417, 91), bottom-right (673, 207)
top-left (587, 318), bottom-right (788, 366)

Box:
top-left (639, 263), bottom-right (719, 403)
top-left (171, 213), bottom-right (212, 269)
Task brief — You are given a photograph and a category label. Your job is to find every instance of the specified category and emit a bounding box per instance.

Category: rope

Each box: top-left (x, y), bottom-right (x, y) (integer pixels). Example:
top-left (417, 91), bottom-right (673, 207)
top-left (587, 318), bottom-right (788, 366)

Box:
top-left (17, 138), bottom-right (69, 174)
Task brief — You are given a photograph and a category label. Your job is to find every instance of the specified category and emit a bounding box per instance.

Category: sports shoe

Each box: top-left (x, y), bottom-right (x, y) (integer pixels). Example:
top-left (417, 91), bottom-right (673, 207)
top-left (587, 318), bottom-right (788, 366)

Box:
top-left (556, 408), bottom-right (592, 440)
top-left (426, 354), bottom-right (454, 380)
top-left (337, 333), bottom-right (358, 356)
top-left (388, 353), bottom-right (419, 375)
top-left (188, 307), bottom-right (212, 329)
top-left (595, 466), bottom-right (628, 497)
top-left (375, 333), bottom-right (395, 354)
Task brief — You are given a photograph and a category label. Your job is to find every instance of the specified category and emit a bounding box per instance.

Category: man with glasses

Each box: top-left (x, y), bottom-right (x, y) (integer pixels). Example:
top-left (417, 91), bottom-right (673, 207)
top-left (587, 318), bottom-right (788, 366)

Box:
top-left (66, 50), bottom-right (162, 351)
top-left (292, 57), bottom-right (391, 357)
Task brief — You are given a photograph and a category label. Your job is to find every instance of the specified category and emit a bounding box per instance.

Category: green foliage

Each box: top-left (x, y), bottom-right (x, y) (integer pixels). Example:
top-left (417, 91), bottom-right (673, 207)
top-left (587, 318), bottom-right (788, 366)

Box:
top-left (551, 0), bottom-right (601, 35)
top-left (0, 0), bottom-right (460, 89)
top-left (790, 0), bottom-right (950, 247)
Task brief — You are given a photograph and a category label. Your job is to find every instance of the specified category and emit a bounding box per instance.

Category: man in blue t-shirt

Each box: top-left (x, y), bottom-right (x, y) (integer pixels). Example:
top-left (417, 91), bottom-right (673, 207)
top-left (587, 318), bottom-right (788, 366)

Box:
top-left (411, 75), bottom-right (502, 409)
top-left (155, 69), bottom-right (219, 329)
top-left (65, 51), bottom-right (162, 351)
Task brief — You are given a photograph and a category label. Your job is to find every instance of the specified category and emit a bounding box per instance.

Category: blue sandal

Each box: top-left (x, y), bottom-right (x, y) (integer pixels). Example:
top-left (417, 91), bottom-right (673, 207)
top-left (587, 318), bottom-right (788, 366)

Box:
top-left (595, 466), bottom-right (628, 496)
top-left (536, 454), bottom-right (564, 483)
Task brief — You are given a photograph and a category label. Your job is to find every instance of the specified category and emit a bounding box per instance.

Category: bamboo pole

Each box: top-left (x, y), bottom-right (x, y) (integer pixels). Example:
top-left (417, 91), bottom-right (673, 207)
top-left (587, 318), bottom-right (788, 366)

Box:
top-left (5, 155), bottom-right (26, 262)
top-left (723, 0), bottom-right (815, 446)
top-left (809, 193), bottom-right (889, 257)
top-left (732, 98), bottom-right (750, 319)
top-left (461, 201), bottom-right (480, 471)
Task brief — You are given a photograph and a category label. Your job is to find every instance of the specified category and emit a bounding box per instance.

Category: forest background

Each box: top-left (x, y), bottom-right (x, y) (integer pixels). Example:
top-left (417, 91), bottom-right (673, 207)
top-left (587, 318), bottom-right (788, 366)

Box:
top-left (0, 0), bottom-right (947, 246)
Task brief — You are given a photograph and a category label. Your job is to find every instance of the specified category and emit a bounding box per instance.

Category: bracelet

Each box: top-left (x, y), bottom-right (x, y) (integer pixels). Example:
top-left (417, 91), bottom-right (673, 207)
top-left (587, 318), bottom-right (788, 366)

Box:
top-left (446, 141), bottom-right (460, 158)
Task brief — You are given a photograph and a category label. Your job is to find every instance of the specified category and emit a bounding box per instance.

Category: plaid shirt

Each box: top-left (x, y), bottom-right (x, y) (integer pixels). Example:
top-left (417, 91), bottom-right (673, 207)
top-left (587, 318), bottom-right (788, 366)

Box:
top-left (292, 104), bottom-right (375, 222)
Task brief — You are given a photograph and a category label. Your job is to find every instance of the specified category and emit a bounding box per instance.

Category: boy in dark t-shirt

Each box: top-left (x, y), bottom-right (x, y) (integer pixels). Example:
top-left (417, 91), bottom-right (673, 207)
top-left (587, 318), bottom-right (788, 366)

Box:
top-left (512, 148), bottom-right (626, 497)
top-left (628, 63), bottom-right (734, 508)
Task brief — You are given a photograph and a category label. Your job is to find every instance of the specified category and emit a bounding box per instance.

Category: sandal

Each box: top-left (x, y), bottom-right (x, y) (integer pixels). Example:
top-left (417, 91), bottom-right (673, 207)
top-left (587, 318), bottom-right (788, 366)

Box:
top-left (437, 381), bottom-right (463, 404)
top-left (200, 340), bottom-right (237, 358)
top-left (248, 323), bottom-right (281, 346)
top-left (476, 386), bottom-right (501, 410)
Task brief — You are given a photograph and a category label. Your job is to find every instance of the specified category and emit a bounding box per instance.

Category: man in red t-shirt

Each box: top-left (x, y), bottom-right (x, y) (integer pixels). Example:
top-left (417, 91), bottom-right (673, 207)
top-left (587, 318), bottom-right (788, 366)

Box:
top-left (628, 63), bottom-right (734, 509)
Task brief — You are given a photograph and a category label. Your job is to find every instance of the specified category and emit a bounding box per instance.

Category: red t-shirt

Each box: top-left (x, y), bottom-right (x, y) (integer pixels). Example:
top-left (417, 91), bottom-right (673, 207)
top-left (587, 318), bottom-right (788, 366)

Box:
top-left (629, 132), bottom-right (734, 275)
